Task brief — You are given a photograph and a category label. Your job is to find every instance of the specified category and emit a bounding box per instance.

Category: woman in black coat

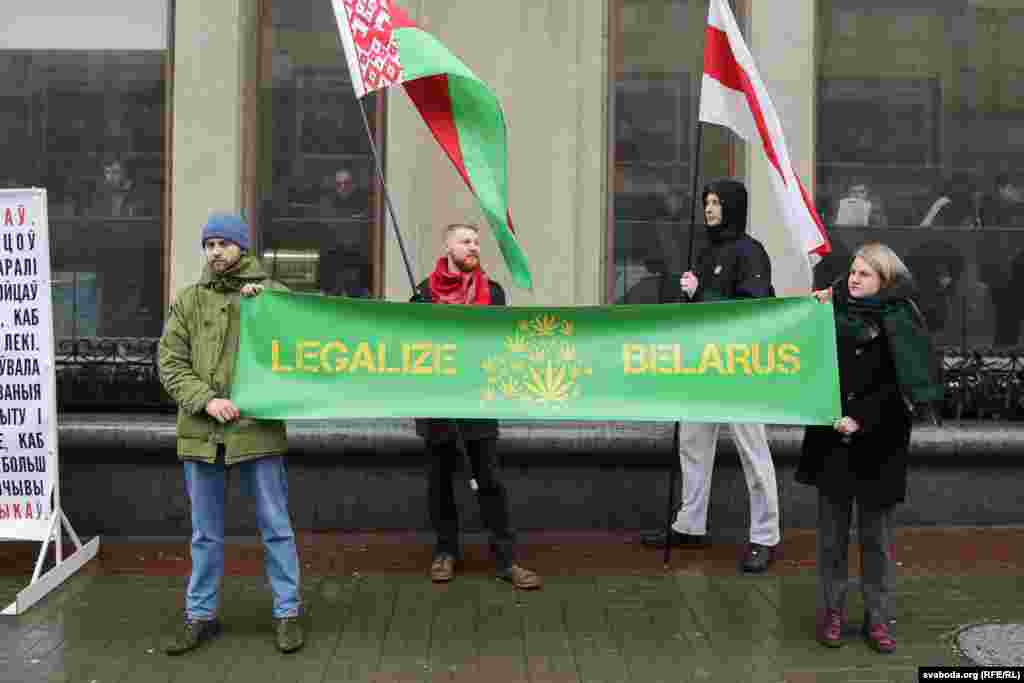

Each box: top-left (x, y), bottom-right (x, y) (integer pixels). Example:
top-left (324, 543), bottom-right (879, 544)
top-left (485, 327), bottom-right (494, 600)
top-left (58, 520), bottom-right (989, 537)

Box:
top-left (798, 242), bottom-right (942, 654)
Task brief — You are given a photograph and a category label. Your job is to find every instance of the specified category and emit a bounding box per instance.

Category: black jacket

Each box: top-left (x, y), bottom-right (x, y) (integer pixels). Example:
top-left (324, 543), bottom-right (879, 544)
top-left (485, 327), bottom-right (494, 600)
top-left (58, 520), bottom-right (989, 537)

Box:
top-left (411, 277), bottom-right (506, 444)
top-left (670, 179), bottom-right (774, 303)
top-left (795, 284), bottom-right (914, 506)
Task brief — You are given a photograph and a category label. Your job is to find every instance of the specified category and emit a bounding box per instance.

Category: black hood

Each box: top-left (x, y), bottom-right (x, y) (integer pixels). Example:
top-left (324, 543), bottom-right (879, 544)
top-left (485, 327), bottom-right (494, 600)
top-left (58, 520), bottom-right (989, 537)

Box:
top-left (702, 179), bottom-right (748, 243)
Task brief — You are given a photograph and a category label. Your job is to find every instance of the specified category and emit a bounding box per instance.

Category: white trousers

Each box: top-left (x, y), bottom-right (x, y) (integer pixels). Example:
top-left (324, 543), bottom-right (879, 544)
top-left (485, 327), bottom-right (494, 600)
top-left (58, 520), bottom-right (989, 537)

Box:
top-left (671, 422), bottom-right (780, 546)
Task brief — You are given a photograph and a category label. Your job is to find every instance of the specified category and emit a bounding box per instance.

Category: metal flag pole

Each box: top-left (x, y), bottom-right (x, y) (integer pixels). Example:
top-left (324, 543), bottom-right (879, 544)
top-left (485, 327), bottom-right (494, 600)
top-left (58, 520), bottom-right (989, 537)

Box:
top-left (355, 98), bottom-right (417, 294)
top-left (684, 124), bottom-right (706, 271)
top-left (354, 96), bottom-right (477, 491)
top-left (662, 421), bottom-right (681, 567)
top-left (664, 21), bottom-right (710, 564)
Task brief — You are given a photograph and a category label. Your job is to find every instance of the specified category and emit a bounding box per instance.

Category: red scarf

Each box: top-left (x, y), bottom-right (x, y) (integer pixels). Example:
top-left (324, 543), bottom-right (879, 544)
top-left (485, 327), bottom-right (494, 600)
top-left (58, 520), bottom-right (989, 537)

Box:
top-left (428, 256), bottom-right (491, 305)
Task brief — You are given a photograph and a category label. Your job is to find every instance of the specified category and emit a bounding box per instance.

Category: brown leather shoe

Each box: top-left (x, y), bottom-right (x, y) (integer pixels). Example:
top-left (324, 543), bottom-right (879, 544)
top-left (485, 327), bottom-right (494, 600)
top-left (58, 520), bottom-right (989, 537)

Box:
top-left (430, 553), bottom-right (455, 582)
top-left (497, 565), bottom-right (542, 590)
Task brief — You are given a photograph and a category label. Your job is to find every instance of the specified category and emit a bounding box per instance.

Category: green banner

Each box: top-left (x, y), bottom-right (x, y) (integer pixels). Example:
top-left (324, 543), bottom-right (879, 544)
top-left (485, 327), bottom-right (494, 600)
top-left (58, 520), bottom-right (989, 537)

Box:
top-left (233, 292), bottom-right (841, 425)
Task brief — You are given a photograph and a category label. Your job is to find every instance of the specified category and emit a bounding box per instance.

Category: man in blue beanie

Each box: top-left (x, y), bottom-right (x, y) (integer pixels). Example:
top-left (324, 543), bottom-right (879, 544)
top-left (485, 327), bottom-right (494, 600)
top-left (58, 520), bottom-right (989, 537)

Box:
top-left (159, 212), bottom-right (304, 654)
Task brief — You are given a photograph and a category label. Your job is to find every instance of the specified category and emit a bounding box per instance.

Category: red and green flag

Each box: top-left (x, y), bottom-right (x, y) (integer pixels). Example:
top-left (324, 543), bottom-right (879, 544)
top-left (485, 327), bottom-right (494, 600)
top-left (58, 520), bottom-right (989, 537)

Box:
top-left (332, 0), bottom-right (533, 290)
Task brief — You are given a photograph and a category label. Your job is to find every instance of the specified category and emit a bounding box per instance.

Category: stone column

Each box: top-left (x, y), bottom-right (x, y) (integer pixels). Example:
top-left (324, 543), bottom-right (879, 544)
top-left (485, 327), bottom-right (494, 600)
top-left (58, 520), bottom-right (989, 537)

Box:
top-left (745, 0), bottom-right (817, 296)
top-left (169, 0), bottom-right (255, 296)
top-left (384, 1), bottom-right (608, 305)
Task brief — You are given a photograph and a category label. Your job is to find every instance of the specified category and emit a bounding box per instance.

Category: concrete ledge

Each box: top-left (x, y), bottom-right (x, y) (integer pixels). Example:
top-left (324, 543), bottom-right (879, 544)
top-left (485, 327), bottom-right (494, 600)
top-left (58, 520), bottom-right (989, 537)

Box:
top-left (53, 413), bottom-right (1024, 539)
top-left (58, 413), bottom-right (1024, 461)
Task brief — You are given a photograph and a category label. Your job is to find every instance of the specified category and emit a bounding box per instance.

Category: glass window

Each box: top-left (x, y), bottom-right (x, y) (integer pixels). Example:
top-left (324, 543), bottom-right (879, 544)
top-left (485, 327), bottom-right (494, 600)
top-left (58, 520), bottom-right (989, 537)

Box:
top-left (257, 0), bottom-right (384, 299)
top-left (609, 0), bottom-right (738, 303)
top-left (0, 1), bottom-right (169, 339)
top-left (816, 1), bottom-right (1024, 348)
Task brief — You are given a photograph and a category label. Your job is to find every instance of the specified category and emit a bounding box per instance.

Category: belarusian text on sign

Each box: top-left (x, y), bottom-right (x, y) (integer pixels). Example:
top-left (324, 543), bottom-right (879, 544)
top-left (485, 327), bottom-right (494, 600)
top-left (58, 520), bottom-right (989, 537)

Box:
top-left (0, 190), bottom-right (54, 540)
top-left (234, 291), bottom-right (842, 425)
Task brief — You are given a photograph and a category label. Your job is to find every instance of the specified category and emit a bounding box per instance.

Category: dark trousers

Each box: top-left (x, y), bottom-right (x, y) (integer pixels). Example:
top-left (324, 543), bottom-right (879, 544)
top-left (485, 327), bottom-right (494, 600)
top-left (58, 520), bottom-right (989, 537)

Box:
top-left (817, 492), bottom-right (894, 628)
top-left (427, 437), bottom-right (515, 570)
top-left (992, 284), bottom-right (1022, 346)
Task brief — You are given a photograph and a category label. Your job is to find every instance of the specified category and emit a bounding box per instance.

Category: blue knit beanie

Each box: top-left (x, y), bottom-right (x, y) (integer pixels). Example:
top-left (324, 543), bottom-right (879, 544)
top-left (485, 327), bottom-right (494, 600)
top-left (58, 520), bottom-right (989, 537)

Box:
top-left (201, 213), bottom-right (250, 251)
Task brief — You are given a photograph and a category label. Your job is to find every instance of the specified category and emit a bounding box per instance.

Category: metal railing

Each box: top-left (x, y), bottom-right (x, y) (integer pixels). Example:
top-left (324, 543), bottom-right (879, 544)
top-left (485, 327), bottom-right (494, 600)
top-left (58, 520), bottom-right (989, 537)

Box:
top-left (940, 345), bottom-right (1024, 420)
top-left (55, 337), bottom-right (173, 411)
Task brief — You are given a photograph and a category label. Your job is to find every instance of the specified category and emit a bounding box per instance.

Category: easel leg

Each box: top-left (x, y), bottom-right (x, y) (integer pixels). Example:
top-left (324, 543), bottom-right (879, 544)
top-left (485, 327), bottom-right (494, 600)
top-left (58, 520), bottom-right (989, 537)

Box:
top-left (3, 511), bottom-right (100, 616)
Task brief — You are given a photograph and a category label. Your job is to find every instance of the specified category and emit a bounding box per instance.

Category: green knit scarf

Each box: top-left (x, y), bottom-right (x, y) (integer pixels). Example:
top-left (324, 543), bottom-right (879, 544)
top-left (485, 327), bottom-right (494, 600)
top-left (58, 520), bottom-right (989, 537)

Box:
top-left (833, 278), bottom-right (944, 405)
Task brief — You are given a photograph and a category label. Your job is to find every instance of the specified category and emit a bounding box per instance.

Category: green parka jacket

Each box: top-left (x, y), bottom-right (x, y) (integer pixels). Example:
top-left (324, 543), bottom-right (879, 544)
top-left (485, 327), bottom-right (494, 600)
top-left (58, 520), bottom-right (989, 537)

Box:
top-left (158, 254), bottom-right (287, 464)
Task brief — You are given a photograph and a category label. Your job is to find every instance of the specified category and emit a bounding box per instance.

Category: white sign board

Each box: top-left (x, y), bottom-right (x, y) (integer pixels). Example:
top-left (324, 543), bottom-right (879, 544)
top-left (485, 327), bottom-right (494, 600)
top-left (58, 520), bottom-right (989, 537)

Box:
top-left (0, 189), bottom-right (55, 542)
top-left (0, 0), bottom-right (168, 51)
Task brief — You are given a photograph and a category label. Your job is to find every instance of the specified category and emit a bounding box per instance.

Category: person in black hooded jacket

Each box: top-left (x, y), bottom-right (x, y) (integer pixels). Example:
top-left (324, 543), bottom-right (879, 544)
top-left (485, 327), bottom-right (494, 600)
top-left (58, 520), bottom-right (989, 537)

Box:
top-left (683, 179), bottom-right (775, 303)
top-left (640, 179), bottom-right (781, 574)
top-left (800, 242), bottom-right (942, 654)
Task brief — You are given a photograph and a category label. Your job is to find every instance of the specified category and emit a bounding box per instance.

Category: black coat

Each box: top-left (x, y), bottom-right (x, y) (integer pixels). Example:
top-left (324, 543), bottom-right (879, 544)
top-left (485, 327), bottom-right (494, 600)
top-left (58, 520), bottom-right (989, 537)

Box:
top-left (795, 305), bottom-right (912, 506)
top-left (666, 179), bottom-right (775, 303)
top-left (411, 277), bottom-right (506, 444)
top-left (691, 233), bottom-right (774, 302)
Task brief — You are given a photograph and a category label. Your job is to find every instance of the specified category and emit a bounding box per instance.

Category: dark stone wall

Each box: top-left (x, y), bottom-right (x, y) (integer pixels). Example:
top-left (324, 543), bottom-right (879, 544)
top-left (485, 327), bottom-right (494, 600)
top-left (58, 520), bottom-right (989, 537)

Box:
top-left (56, 415), bottom-right (1024, 540)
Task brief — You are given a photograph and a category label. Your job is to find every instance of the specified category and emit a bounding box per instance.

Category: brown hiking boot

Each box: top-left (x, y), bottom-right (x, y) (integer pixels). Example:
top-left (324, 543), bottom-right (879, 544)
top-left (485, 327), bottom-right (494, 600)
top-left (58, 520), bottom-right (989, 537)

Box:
top-left (430, 553), bottom-right (456, 582)
top-left (497, 565), bottom-right (542, 590)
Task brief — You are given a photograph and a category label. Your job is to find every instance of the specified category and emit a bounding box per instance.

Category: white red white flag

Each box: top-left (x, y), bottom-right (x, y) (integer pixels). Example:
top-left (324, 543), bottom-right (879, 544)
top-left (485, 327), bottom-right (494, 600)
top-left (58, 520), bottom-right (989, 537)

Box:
top-left (699, 0), bottom-right (830, 265)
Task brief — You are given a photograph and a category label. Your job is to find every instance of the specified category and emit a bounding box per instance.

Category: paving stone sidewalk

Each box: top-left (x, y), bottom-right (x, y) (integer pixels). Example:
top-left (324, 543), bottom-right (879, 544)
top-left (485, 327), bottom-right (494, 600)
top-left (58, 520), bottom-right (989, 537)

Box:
top-left (0, 527), bottom-right (1021, 683)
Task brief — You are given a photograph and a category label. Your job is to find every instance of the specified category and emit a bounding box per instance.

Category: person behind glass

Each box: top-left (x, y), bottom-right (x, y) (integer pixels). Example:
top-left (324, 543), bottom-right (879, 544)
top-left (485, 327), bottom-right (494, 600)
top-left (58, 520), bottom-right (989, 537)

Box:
top-left (997, 249), bottom-right (1024, 346)
top-left (979, 174), bottom-right (1024, 345)
top-left (919, 172), bottom-right (979, 228)
top-left (800, 243), bottom-right (943, 653)
top-left (319, 168), bottom-right (369, 219)
top-left (834, 180), bottom-right (887, 227)
top-left (158, 213), bottom-right (304, 655)
top-left (904, 240), bottom-right (963, 335)
top-left (639, 179), bottom-right (781, 574)
top-left (88, 157), bottom-right (140, 217)
top-left (411, 223), bottom-right (541, 590)
top-left (978, 172), bottom-right (1024, 228)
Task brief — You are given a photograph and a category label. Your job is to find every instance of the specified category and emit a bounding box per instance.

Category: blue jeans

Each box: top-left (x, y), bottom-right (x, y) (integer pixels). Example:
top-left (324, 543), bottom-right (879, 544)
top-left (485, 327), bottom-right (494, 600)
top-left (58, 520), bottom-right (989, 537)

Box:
top-left (183, 454), bottom-right (301, 620)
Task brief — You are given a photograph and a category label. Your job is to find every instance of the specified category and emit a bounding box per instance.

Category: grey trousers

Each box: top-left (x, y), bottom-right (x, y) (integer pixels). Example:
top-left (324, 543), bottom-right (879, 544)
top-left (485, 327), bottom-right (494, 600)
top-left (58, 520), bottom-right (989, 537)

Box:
top-left (673, 422), bottom-right (780, 546)
top-left (817, 493), bottom-right (894, 627)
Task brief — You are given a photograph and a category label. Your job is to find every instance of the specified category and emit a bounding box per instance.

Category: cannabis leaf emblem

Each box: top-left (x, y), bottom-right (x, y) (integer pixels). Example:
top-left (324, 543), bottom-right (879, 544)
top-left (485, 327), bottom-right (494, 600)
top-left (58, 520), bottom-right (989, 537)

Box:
top-left (480, 313), bottom-right (591, 409)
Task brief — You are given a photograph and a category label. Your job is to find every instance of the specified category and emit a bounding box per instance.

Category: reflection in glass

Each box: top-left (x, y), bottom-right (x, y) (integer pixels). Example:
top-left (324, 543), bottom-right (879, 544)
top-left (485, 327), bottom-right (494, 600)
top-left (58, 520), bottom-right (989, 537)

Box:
top-left (0, 49), bottom-right (167, 338)
top-left (816, 1), bottom-right (1024, 348)
top-left (258, 0), bottom-right (381, 300)
top-left (610, 0), bottom-right (735, 303)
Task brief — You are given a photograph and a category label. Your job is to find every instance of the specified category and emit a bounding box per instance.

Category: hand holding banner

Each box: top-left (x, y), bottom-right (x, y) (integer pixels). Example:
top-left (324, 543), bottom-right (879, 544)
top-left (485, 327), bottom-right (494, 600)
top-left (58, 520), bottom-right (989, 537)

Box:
top-left (233, 292), bottom-right (841, 426)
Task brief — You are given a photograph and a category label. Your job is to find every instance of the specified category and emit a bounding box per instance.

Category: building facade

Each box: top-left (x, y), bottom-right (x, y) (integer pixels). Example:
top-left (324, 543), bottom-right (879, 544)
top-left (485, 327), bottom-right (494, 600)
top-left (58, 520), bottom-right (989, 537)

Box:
top-left (3, 0), bottom-right (1024, 415)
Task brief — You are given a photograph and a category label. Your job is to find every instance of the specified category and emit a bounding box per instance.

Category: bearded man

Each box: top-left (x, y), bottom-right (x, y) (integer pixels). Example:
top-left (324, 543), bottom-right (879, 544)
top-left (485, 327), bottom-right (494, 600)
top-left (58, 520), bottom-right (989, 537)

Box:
top-left (412, 223), bottom-right (541, 589)
top-left (159, 213), bottom-right (304, 654)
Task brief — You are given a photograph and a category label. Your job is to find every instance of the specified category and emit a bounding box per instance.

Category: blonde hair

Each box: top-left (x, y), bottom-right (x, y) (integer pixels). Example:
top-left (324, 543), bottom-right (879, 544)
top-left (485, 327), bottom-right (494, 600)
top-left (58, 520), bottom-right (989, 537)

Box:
top-left (852, 242), bottom-right (912, 290)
